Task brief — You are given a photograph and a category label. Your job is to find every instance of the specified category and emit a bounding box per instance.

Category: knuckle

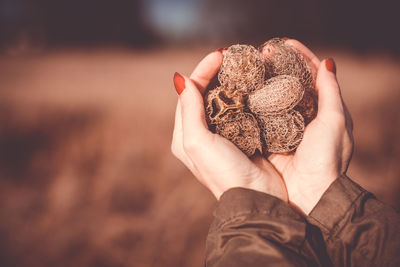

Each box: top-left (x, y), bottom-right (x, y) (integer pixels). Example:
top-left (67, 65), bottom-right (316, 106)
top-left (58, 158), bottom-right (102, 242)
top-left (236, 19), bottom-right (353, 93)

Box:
top-left (332, 117), bottom-right (346, 132)
top-left (170, 142), bottom-right (179, 157)
top-left (335, 113), bottom-right (346, 127)
top-left (171, 141), bottom-right (184, 160)
top-left (327, 108), bottom-right (346, 124)
top-left (346, 115), bottom-right (354, 132)
top-left (319, 111), bottom-right (346, 132)
top-left (183, 136), bottom-right (202, 153)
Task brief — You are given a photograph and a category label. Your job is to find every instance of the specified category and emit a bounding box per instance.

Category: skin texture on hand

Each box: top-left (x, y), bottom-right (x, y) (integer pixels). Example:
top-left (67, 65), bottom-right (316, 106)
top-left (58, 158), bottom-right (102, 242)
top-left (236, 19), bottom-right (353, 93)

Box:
top-left (268, 39), bottom-right (354, 214)
top-left (171, 51), bottom-right (288, 201)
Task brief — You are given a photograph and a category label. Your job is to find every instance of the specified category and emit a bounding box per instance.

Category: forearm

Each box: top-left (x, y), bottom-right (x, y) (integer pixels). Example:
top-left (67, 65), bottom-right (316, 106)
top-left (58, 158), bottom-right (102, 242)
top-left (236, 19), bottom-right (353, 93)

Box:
top-left (205, 188), bottom-right (332, 267)
top-left (307, 175), bottom-right (400, 267)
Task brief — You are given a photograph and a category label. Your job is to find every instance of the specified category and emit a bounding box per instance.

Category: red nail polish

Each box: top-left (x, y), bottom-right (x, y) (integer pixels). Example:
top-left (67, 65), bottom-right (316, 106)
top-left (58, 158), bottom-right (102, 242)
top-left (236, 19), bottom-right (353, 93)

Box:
top-left (282, 37), bottom-right (290, 41)
top-left (173, 72), bottom-right (185, 95)
top-left (215, 47), bottom-right (228, 53)
top-left (325, 58), bottom-right (336, 74)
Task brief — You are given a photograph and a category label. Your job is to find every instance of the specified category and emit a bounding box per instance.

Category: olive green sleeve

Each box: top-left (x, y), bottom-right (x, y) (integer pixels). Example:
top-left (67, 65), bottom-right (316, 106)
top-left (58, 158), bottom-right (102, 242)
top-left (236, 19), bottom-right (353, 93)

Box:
top-left (308, 175), bottom-right (400, 267)
top-left (205, 188), bottom-right (332, 267)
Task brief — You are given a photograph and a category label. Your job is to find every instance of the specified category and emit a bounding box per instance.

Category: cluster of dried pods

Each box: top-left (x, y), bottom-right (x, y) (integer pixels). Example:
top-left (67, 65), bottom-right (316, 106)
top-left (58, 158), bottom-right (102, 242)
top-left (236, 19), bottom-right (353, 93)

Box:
top-left (204, 38), bottom-right (318, 156)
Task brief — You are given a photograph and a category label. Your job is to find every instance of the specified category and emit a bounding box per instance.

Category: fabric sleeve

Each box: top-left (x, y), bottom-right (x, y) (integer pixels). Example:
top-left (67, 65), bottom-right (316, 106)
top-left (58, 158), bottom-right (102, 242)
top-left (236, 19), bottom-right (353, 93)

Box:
top-left (205, 188), bottom-right (332, 267)
top-left (307, 175), bottom-right (400, 267)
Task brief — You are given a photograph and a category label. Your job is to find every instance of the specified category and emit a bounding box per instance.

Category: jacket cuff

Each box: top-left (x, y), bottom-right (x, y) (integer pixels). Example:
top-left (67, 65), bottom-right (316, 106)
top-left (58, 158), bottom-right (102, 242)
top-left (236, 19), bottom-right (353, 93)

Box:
top-left (207, 188), bottom-right (334, 266)
top-left (213, 187), bottom-right (304, 227)
top-left (307, 175), bottom-right (369, 234)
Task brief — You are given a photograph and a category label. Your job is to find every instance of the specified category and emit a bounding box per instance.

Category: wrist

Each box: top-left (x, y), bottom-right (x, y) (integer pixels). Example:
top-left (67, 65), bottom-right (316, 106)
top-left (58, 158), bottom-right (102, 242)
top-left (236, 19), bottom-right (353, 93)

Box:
top-left (213, 174), bottom-right (288, 202)
top-left (247, 171), bottom-right (288, 202)
top-left (289, 173), bottom-right (338, 214)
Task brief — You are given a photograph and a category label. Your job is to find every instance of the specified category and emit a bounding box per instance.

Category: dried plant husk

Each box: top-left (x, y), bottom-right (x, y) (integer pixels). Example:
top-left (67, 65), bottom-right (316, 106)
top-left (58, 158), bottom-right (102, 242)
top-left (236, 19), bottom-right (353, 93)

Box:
top-left (248, 75), bottom-right (304, 116)
top-left (204, 38), bottom-right (317, 155)
top-left (260, 38), bottom-right (318, 125)
top-left (215, 111), bottom-right (262, 156)
top-left (205, 86), bottom-right (245, 125)
top-left (257, 110), bottom-right (305, 153)
top-left (218, 44), bottom-right (265, 93)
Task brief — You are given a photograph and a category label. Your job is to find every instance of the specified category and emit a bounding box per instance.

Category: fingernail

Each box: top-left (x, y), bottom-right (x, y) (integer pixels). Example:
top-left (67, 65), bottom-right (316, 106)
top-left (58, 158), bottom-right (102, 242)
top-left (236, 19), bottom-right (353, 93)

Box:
top-left (173, 72), bottom-right (185, 95)
top-left (215, 47), bottom-right (228, 53)
top-left (325, 58), bottom-right (336, 74)
top-left (282, 37), bottom-right (290, 41)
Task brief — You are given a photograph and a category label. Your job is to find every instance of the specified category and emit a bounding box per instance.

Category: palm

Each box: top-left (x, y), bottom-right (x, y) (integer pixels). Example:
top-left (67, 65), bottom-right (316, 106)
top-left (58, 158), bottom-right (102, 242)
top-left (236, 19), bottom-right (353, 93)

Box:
top-left (212, 133), bottom-right (288, 201)
top-left (268, 117), bottom-right (344, 213)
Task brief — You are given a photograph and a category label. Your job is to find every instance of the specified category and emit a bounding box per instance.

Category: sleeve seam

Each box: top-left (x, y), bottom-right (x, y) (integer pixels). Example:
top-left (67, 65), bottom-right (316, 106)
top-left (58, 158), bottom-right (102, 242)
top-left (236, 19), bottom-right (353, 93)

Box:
top-left (213, 210), bottom-right (302, 232)
top-left (214, 211), bottom-right (267, 231)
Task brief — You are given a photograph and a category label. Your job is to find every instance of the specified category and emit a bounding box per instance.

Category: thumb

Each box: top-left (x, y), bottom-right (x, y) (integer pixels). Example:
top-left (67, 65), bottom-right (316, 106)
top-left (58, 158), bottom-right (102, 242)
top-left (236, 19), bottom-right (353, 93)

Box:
top-left (316, 58), bottom-right (345, 123)
top-left (173, 72), bottom-right (209, 144)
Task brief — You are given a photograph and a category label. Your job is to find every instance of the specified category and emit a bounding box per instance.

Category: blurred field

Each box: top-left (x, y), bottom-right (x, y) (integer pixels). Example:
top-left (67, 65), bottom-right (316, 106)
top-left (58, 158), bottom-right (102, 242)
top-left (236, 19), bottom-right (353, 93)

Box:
top-left (0, 47), bottom-right (399, 267)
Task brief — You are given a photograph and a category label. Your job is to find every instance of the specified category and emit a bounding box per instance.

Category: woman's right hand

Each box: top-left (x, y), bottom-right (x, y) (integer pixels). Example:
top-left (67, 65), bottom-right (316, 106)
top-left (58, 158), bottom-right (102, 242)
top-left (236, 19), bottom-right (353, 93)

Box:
top-left (171, 51), bottom-right (288, 201)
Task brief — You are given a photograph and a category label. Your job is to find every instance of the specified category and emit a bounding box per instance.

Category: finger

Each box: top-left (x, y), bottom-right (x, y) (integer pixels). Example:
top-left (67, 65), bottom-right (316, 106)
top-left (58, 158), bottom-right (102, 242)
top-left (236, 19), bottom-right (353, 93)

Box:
top-left (171, 100), bottom-right (187, 159)
top-left (178, 74), bottom-right (210, 154)
top-left (171, 99), bottom-right (203, 176)
top-left (315, 58), bottom-right (346, 123)
top-left (190, 50), bottom-right (223, 94)
top-left (285, 39), bottom-right (320, 71)
top-left (343, 102), bottom-right (354, 132)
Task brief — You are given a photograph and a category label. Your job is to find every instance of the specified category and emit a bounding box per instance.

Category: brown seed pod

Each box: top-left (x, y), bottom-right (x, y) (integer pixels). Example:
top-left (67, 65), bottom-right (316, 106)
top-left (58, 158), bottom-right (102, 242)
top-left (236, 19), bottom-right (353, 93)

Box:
top-left (218, 44), bottom-right (265, 93)
top-left (215, 112), bottom-right (262, 156)
top-left (205, 86), bottom-right (245, 125)
top-left (260, 38), bottom-right (317, 125)
top-left (247, 75), bottom-right (304, 115)
top-left (294, 90), bottom-right (318, 125)
top-left (258, 110), bottom-right (305, 153)
top-left (203, 39), bottom-right (318, 156)
top-left (260, 38), bottom-right (314, 90)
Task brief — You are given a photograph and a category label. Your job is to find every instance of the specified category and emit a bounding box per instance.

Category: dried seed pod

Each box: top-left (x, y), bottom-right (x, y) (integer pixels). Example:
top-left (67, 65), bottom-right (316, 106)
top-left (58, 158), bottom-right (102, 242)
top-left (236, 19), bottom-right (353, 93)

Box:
top-left (203, 39), bottom-right (319, 156)
top-left (216, 112), bottom-right (262, 156)
top-left (294, 90), bottom-right (318, 125)
top-left (218, 44), bottom-right (265, 93)
top-left (258, 110), bottom-right (305, 153)
top-left (247, 75), bottom-right (304, 115)
top-left (205, 86), bottom-right (245, 125)
top-left (260, 38), bottom-right (314, 92)
top-left (260, 38), bottom-right (318, 125)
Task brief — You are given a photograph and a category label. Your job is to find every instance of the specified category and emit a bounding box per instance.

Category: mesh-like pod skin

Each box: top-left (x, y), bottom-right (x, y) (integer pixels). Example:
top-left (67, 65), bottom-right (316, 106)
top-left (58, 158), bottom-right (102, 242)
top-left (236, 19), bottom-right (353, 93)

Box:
top-left (260, 38), bottom-right (314, 92)
top-left (215, 112), bottom-right (262, 156)
top-left (203, 38), bottom-right (318, 156)
top-left (205, 86), bottom-right (245, 125)
top-left (204, 86), bottom-right (260, 156)
top-left (261, 38), bottom-right (318, 124)
top-left (294, 90), bottom-right (318, 125)
top-left (258, 110), bottom-right (305, 153)
top-left (218, 44), bottom-right (265, 93)
top-left (248, 75), bottom-right (304, 115)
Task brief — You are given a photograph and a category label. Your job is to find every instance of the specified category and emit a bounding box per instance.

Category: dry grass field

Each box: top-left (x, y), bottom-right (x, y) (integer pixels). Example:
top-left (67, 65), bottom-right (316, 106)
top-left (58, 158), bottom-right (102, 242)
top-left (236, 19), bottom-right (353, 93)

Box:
top-left (0, 47), bottom-right (399, 267)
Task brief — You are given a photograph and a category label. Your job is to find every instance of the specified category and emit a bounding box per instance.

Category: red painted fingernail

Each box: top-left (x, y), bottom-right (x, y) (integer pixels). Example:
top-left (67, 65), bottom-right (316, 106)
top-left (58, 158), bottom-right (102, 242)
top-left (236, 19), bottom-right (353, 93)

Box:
top-left (282, 37), bottom-right (290, 41)
top-left (173, 72), bottom-right (185, 95)
top-left (215, 47), bottom-right (228, 53)
top-left (325, 58), bottom-right (336, 74)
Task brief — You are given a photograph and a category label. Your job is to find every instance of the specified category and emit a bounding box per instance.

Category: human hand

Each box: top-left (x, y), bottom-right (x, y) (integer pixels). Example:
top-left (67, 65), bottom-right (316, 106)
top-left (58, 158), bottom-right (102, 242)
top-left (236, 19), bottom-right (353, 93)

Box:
top-left (171, 51), bottom-right (288, 201)
top-left (268, 39), bottom-right (354, 214)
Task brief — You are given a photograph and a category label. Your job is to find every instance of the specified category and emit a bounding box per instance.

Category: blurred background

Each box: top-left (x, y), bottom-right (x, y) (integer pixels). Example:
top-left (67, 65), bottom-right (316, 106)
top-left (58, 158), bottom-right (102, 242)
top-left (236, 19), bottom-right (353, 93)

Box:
top-left (0, 0), bottom-right (399, 266)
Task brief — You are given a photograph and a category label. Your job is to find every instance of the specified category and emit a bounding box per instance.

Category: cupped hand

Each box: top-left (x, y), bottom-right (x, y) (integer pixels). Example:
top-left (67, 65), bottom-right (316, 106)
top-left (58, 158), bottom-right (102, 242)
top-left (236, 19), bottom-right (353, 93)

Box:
top-left (268, 39), bottom-right (354, 214)
top-left (171, 51), bottom-right (288, 201)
